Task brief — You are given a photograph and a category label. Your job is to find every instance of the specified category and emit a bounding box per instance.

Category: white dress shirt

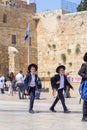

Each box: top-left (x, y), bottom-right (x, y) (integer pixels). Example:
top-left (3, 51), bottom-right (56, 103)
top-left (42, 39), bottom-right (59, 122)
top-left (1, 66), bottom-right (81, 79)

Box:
top-left (16, 73), bottom-right (24, 84)
top-left (0, 76), bottom-right (5, 89)
top-left (58, 74), bottom-right (64, 90)
top-left (29, 73), bottom-right (36, 87)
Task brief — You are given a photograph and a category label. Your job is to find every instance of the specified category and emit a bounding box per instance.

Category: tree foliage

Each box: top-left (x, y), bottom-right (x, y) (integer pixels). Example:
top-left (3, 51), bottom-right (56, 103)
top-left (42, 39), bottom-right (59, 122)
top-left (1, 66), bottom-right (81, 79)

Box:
top-left (77, 0), bottom-right (87, 11)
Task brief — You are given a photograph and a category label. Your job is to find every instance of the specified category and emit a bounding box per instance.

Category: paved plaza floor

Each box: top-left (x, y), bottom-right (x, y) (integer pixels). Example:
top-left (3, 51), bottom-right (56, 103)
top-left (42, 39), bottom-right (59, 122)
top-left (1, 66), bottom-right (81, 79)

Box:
top-left (0, 92), bottom-right (87, 130)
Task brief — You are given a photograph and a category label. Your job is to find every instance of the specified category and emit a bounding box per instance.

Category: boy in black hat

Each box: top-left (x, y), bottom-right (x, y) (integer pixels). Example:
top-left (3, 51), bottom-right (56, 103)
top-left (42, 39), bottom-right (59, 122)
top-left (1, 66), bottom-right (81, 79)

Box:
top-left (50, 65), bottom-right (74, 113)
top-left (24, 64), bottom-right (42, 113)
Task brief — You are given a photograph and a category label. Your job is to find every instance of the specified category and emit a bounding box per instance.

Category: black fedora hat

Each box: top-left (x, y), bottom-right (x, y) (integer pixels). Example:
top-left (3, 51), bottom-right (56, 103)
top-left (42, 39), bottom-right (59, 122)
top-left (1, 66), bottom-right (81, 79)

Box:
top-left (56, 65), bottom-right (66, 73)
top-left (28, 64), bottom-right (38, 72)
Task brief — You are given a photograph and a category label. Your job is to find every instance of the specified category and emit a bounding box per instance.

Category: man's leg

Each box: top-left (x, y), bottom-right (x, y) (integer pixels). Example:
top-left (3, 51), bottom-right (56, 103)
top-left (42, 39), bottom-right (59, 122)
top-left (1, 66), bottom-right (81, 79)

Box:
top-left (21, 83), bottom-right (24, 99)
top-left (50, 90), bottom-right (59, 112)
top-left (18, 87), bottom-right (21, 99)
top-left (29, 87), bottom-right (35, 113)
top-left (82, 101), bottom-right (87, 119)
top-left (58, 89), bottom-right (69, 112)
top-left (1, 88), bottom-right (4, 94)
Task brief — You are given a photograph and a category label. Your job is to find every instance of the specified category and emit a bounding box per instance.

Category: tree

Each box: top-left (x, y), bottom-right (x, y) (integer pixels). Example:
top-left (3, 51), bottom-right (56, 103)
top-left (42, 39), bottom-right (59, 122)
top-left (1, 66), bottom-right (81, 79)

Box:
top-left (77, 0), bottom-right (87, 11)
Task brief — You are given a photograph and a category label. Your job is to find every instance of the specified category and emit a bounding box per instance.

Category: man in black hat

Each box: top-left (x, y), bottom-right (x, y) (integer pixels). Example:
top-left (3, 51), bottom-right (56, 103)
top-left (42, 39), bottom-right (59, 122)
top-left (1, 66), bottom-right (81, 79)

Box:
top-left (50, 65), bottom-right (74, 113)
top-left (24, 64), bottom-right (42, 113)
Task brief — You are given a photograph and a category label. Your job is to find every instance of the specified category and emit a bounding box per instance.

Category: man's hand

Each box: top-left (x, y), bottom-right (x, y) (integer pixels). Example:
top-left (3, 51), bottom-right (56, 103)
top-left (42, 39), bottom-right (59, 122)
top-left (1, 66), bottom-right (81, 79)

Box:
top-left (25, 90), bottom-right (28, 95)
top-left (56, 81), bottom-right (60, 84)
top-left (71, 87), bottom-right (74, 90)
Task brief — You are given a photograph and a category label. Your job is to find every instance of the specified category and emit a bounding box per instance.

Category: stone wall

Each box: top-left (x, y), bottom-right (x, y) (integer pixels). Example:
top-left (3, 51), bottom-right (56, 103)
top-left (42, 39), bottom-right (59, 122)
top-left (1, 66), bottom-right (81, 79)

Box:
top-left (0, 45), bottom-right (9, 74)
top-left (0, 2), bottom-right (37, 75)
top-left (36, 10), bottom-right (87, 78)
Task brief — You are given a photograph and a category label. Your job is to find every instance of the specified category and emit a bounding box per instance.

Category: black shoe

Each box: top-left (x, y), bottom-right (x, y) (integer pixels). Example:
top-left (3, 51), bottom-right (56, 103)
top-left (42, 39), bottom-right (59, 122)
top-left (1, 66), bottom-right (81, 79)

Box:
top-left (19, 97), bottom-right (21, 99)
top-left (29, 110), bottom-right (34, 114)
top-left (49, 107), bottom-right (56, 112)
top-left (82, 117), bottom-right (87, 121)
top-left (64, 109), bottom-right (70, 113)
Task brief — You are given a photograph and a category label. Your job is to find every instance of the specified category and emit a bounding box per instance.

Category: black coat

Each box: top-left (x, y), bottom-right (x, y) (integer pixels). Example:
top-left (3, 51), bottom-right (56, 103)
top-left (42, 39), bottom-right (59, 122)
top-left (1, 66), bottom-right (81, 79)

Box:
top-left (78, 62), bottom-right (87, 81)
top-left (24, 73), bottom-right (42, 90)
top-left (52, 74), bottom-right (73, 90)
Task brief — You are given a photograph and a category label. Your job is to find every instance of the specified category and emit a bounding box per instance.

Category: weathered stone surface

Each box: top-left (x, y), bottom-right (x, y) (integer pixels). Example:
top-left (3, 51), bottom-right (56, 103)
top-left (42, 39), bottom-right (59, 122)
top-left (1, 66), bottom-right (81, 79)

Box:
top-left (0, 0), bottom-right (37, 74)
top-left (36, 10), bottom-right (87, 78)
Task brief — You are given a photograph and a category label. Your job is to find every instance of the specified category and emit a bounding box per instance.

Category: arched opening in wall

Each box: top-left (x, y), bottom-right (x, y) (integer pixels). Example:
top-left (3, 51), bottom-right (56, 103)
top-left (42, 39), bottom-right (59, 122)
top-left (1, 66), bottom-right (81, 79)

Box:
top-left (8, 46), bottom-right (19, 74)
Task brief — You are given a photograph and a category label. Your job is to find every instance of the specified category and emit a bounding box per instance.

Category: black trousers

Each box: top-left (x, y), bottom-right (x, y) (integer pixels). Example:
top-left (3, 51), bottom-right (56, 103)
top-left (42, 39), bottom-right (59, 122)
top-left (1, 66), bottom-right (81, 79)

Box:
top-left (1, 88), bottom-right (4, 94)
top-left (51, 88), bottom-right (68, 111)
top-left (83, 101), bottom-right (87, 118)
top-left (28, 87), bottom-right (36, 111)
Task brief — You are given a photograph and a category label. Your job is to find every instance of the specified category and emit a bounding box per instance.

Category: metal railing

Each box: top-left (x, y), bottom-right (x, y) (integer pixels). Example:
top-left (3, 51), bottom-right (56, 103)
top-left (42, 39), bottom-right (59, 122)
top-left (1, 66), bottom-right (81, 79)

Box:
top-left (28, 0), bottom-right (36, 3)
top-left (61, 0), bottom-right (78, 12)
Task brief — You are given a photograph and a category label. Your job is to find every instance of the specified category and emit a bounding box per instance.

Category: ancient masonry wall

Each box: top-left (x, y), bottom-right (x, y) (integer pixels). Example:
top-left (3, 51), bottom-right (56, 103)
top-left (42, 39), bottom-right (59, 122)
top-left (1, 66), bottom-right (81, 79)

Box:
top-left (36, 10), bottom-right (87, 78)
top-left (0, 2), bottom-right (37, 75)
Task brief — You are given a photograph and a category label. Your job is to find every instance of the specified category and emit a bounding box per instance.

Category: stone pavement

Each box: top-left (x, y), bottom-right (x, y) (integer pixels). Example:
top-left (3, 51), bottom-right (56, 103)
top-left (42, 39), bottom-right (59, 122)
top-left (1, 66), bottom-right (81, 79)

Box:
top-left (0, 92), bottom-right (87, 130)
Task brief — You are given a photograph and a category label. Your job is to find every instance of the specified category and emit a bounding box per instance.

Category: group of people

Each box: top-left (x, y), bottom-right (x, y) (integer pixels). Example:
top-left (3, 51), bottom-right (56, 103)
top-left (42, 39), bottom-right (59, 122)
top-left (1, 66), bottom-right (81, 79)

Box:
top-left (0, 52), bottom-right (87, 122)
top-left (0, 70), bottom-right (25, 98)
top-left (23, 52), bottom-right (87, 122)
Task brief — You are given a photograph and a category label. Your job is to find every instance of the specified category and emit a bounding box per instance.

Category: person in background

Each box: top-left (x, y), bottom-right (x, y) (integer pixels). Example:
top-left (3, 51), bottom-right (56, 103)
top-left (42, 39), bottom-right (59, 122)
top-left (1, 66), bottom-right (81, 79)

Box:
top-left (16, 70), bottom-right (24, 99)
top-left (64, 72), bottom-right (71, 98)
top-left (78, 52), bottom-right (87, 121)
top-left (24, 64), bottom-right (42, 113)
top-left (8, 72), bottom-right (16, 96)
top-left (50, 65), bottom-right (74, 113)
top-left (0, 73), bottom-right (5, 94)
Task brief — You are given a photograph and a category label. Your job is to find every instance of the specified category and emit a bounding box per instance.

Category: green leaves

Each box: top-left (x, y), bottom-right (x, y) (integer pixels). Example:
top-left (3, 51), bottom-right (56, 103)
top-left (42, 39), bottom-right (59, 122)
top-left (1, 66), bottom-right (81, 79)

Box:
top-left (77, 0), bottom-right (87, 11)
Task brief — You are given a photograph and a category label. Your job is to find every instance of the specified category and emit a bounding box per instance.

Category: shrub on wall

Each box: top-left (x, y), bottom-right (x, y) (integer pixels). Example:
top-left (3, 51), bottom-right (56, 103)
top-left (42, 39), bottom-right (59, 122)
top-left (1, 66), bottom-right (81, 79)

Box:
top-left (48, 44), bottom-right (51, 48)
top-left (67, 49), bottom-right (71, 54)
top-left (52, 44), bottom-right (56, 49)
top-left (61, 53), bottom-right (66, 63)
top-left (75, 44), bottom-right (81, 55)
top-left (69, 62), bottom-right (72, 67)
top-left (47, 71), bottom-right (50, 76)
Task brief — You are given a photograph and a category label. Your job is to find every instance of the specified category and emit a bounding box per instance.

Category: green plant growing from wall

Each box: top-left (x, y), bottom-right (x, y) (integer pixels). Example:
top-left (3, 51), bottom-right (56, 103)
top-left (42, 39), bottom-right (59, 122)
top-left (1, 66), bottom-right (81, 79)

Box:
top-left (47, 71), bottom-right (51, 76)
top-left (47, 51), bottom-right (49, 54)
top-left (52, 44), bottom-right (56, 49)
top-left (61, 53), bottom-right (66, 63)
top-left (67, 49), bottom-right (71, 54)
top-left (69, 62), bottom-right (72, 67)
top-left (80, 21), bottom-right (84, 26)
top-left (48, 44), bottom-right (51, 48)
top-left (59, 63), bottom-right (61, 66)
top-left (75, 44), bottom-right (81, 55)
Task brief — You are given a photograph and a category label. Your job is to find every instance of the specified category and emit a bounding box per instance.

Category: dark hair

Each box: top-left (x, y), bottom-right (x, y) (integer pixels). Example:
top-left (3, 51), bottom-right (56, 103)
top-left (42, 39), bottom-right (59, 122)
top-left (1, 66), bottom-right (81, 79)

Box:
top-left (28, 64), bottom-right (38, 72)
top-left (56, 65), bottom-right (66, 73)
top-left (19, 70), bottom-right (23, 74)
top-left (10, 72), bottom-right (15, 80)
top-left (83, 52), bottom-right (87, 62)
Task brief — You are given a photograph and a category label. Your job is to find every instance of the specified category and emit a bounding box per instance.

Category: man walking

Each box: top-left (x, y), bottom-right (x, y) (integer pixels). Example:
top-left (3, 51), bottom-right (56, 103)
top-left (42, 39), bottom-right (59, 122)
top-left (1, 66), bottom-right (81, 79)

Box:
top-left (16, 70), bottom-right (24, 99)
top-left (24, 64), bottom-right (42, 113)
top-left (0, 73), bottom-right (5, 94)
top-left (50, 65), bottom-right (74, 113)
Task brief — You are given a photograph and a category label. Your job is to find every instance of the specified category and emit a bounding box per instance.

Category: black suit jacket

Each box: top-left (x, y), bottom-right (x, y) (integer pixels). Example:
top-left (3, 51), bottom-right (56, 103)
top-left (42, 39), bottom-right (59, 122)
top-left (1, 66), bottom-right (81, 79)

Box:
top-left (78, 62), bottom-right (87, 81)
top-left (53, 74), bottom-right (73, 90)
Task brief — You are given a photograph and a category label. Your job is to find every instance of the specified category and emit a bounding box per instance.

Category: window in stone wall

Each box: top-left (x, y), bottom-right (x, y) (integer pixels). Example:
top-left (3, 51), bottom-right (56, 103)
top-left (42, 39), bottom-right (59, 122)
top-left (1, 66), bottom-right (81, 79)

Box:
top-left (12, 35), bottom-right (16, 44)
top-left (3, 14), bottom-right (7, 23)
